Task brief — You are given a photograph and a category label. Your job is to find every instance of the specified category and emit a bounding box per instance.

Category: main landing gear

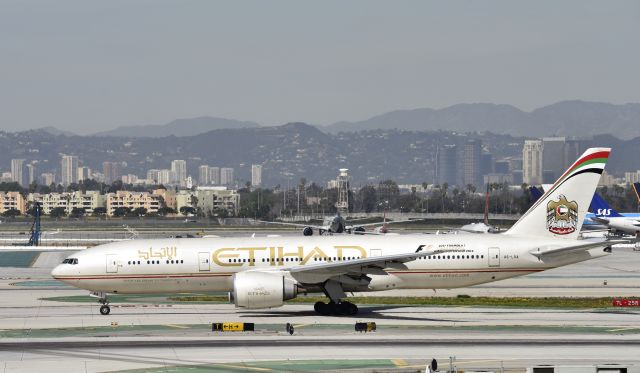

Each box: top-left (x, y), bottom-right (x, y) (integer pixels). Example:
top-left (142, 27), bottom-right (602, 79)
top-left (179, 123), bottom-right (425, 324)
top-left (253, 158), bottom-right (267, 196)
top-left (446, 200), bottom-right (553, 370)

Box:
top-left (91, 292), bottom-right (111, 315)
top-left (314, 301), bottom-right (358, 316)
top-left (313, 279), bottom-right (359, 316)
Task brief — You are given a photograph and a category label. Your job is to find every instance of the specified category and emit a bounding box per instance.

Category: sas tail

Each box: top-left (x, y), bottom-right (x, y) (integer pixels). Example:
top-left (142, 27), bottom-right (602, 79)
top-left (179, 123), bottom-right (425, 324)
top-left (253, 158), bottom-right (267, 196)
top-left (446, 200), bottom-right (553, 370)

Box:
top-left (506, 148), bottom-right (611, 239)
top-left (590, 193), bottom-right (623, 218)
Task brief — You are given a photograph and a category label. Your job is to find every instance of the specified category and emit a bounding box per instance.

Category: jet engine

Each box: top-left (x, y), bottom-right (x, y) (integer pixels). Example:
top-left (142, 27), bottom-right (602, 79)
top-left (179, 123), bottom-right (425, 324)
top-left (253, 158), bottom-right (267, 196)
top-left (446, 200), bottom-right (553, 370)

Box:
top-left (230, 271), bottom-right (298, 309)
top-left (303, 226), bottom-right (314, 236)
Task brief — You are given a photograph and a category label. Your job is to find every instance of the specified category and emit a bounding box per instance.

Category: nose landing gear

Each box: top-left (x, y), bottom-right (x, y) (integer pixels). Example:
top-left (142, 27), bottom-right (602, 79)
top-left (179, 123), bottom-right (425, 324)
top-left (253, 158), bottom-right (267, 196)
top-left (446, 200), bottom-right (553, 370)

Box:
top-left (90, 292), bottom-right (111, 315)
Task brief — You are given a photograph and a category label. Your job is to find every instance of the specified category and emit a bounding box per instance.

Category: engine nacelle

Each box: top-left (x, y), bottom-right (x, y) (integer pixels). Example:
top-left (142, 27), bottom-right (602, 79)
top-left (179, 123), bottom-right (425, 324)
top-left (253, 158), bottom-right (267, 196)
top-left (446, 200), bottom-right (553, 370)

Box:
top-left (302, 226), bottom-right (314, 236)
top-left (230, 271), bottom-right (298, 309)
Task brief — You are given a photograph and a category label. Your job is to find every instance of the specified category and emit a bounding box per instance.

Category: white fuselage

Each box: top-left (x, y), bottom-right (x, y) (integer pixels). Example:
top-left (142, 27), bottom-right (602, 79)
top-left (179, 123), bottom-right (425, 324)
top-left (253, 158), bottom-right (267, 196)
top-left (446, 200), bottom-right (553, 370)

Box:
top-left (51, 234), bottom-right (609, 295)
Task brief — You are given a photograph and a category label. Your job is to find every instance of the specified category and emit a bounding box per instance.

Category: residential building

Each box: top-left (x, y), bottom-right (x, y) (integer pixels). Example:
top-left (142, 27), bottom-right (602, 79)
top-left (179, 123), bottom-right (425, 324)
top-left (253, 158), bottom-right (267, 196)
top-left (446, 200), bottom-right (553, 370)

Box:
top-left (625, 171), bottom-right (640, 184)
top-left (11, 159), bottom-right (26, 187)
top-left (26, 164), bottom-right (37, 185)
top-left (40, 173), bottom-right (55, 186)
top-left (60, 155), bottom-right (79, 186)
top-left (220, 167), bottom-right (234, 186)
top-left (77, 166), bottom-right (91, 182)
top-left (0, 192), bottom-right (26, 214)
top-left (523, 140), bottom-right (543, 185)
top-left (103, 161), bottom-right (122, 184)
top-left (198, 165), bottom-right (210, 185)
top-left (171, 160), bottom-right (187, 186)
top-left (29, 191), bottom-right (105, 215)
top-left (153, 187), bottom-right (177, 210)
top-left (147, 169), bottom-right (161, 184)
top-left (176, 187), bottom-right (240, 216)
top-left (106, 191), bottom-right (161, 216)
top-left (157, 169), bottom-right (173, 185)
top-left (209, 167), bottom-right (220, 185)
top-left (251, 164), bottom-right (262, 187)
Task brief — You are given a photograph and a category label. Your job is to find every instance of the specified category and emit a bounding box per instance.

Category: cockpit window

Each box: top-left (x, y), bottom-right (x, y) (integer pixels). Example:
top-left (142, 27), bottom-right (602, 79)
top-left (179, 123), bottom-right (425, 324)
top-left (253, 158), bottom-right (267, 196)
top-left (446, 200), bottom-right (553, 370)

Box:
top-left (62, 258), bottom-right (78, 265)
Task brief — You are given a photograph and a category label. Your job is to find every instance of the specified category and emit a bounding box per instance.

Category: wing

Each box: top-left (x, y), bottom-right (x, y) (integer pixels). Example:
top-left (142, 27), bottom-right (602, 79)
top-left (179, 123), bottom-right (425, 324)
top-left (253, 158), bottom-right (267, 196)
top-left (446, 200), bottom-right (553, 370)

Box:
top-left (529, 239), bottom-right (627, 259)
top-left (349, 218), bottom-right (425, 228)
top-left (258, 220), bottom-right (326, 229)
top-left (283, 245), bottom-right (448, 284)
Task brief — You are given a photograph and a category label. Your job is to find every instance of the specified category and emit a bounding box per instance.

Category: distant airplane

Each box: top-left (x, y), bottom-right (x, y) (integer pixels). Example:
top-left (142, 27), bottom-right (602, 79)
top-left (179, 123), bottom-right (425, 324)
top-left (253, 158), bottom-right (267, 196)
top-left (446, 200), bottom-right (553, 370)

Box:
top-left (588, 193), bottom-right (640, 236)
top-left (458, 186), bottom-right (500, 234)
top-left (261, 212), bottom-right (420, 236)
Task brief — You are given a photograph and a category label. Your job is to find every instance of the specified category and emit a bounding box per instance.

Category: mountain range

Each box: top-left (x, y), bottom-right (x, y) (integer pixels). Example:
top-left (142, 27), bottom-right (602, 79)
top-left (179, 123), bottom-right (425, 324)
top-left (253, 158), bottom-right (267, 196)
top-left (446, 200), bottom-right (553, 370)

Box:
top-left (325, 101), bottom-right (640, 139)
top-left (27, 100), bottom-right (640, 140)
top-left (92, 116), bottom-right (259, 137)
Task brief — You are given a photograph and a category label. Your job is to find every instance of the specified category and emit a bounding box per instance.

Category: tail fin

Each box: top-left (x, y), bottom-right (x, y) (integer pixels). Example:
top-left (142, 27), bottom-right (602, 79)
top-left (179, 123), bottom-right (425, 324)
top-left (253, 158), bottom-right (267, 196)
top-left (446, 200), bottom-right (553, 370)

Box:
top-left (528, 186), bottom-right (544, 203)
top-left (633, 183), bottom-right (640, 205)
top-left (505, 147), bottom-right (611, 239)
top-left (590, 193), bottom-right (623, 218)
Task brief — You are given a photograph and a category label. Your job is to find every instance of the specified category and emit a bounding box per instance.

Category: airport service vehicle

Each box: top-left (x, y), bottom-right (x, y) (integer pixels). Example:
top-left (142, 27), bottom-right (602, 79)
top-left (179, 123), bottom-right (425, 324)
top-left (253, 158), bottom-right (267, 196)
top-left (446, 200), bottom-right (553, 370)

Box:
top-left (53, 148), bottom-right (618, 316)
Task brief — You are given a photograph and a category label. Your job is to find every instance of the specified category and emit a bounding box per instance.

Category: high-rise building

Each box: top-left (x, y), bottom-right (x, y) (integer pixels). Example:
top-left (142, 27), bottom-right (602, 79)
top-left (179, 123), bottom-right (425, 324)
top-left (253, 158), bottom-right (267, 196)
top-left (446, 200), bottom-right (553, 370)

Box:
top-left (61, 155), bottom-right (79, 186)
top-left (11, 159), bottom-right (26, 187)
top-left (460, 139), bottom-right (483, 187)
top-left (542, 137), bottom-right (566, 183)
top-left (146, 169), bottom-right (161, 184)
top-left (435, 145), bottom-right (457, 186)
top-left (26, 164), bottom-right (37, 185)
top-left (198, 165), bottom-right (210, 185)
top-left (171, 160), bottom-right (187, 186)
top-left (41, 173), bottom-right (55, 186)
top-left (220, 168), bottom-right (234, 186)
top-left (251, 164), bottom-right (262, 187)
top-left (77, 166), bottom-right (91, 182)
top-left (103, 161), bottom-right (122, 184)
top-left (157, 169), bottom-right (173, 185)
top-left (209, 167), bottom-right (220, 185)
top-left (523, 140), bottom-right (543, 185)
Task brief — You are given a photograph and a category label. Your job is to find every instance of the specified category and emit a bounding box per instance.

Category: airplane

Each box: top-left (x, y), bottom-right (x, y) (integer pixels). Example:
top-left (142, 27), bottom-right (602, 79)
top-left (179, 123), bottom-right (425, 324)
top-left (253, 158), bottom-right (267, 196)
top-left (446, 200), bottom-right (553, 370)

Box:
top-left (588, 193), bottom-right (640, 236)
top-left (260, 212), bottom-right (418, 236)
top-left (458, 186), bottom-right (500, 233)
top-left (52, 148), bottom-right (621, 316)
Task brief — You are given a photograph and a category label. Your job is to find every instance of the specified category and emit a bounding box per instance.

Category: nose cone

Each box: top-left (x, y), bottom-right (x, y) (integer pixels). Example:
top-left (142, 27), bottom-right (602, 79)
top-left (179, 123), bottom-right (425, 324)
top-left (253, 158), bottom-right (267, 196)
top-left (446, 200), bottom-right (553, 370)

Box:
top-left (51, 264), bottom-right (64, 279)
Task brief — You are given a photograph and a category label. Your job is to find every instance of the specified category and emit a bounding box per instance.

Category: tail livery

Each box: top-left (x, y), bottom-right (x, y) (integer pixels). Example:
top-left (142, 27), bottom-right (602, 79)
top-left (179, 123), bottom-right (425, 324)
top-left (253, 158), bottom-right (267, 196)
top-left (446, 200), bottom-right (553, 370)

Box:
top-left (634, 183), bottom-right (640, 205)
top-left (507, 148), bottom-right (610, 239)
top-left (590, 193), bottom-right (623, 218)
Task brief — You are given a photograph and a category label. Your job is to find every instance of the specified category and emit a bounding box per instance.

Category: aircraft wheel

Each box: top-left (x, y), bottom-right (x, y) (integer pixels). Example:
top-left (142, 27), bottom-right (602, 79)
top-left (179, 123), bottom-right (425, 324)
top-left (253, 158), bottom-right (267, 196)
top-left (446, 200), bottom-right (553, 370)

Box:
top-left (100, 305), bottom-right (111, 315)
top-left (314, 301), bottom-right (324, 313)
top-left (344, 301), bottom-right (358, 316)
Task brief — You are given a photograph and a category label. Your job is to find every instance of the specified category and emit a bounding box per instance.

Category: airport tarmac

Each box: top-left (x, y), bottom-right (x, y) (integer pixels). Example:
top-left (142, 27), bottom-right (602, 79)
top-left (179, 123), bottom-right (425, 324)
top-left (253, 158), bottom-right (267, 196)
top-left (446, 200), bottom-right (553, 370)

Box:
top-left (1, 239), bottom-right (640, 371)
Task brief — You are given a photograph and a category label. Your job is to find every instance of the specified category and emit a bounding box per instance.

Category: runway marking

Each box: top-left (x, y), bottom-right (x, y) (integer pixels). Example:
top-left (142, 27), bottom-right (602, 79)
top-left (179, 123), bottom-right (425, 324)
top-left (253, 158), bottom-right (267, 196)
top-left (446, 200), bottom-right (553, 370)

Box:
top-left (607, 327), bottom-right (638, 332)
top-left (216, 363), bottom-right (272, 371)
top-left (293, 323), bottom-right (312, 328)
top-left (392, 358), bottom-right (407, 366)
top-left (164, 324), bottom-right (190, 329)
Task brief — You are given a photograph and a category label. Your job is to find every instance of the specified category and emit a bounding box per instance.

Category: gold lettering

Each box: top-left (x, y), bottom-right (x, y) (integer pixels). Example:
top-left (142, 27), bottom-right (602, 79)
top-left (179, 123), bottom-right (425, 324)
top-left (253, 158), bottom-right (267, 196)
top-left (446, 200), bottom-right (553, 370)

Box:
top-left (302, 246), bottom-right (330, 265)
top-left (212, 248), bottom-right (242, 266)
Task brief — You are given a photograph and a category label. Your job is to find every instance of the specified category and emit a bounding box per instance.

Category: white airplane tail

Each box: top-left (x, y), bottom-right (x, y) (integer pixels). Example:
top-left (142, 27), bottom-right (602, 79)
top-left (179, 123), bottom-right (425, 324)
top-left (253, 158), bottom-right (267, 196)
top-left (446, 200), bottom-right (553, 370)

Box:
top-left (505, 147), bottom-right (611, 239)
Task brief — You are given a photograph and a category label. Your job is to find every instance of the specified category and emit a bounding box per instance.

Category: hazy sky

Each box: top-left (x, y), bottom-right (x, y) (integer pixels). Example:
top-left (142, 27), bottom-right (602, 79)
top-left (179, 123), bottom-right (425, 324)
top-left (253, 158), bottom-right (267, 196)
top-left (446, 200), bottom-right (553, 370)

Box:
top-left (1, 1), bottom-right (639, 134)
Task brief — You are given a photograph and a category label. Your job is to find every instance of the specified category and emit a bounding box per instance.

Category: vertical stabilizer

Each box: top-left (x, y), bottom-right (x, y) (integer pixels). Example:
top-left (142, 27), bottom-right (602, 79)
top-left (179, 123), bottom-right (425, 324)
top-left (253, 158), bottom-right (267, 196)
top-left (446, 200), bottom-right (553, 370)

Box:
top-left (590, 193), bottom-right (623, 218)
top-left (505, 148), bottom-right (610, 239)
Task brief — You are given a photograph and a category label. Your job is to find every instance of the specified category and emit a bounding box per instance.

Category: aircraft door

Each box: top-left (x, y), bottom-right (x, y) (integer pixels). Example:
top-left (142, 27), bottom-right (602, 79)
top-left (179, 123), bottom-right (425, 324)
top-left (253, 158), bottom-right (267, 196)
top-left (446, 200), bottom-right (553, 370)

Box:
top-left (198, 252), bottom-right (210, 271)
top-left (106, 254), bottom-right (118, 273)
top-left (488, 247), bottom-right (500, 267)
